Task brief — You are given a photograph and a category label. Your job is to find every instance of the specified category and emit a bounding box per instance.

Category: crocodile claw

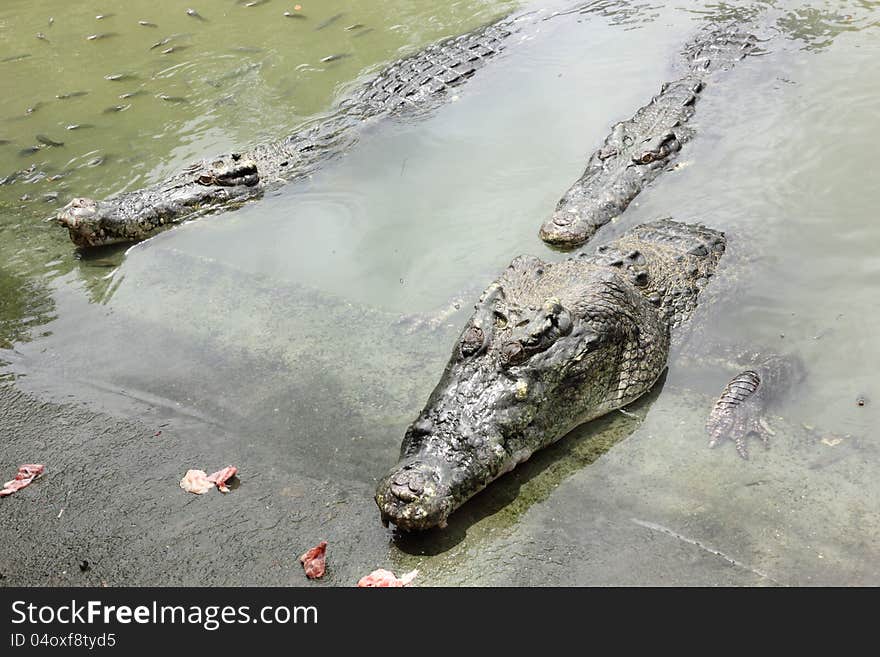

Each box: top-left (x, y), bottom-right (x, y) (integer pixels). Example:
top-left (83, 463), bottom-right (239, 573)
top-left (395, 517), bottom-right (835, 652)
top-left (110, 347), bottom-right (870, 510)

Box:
top-left (706, 369), bottom-right (774, 459)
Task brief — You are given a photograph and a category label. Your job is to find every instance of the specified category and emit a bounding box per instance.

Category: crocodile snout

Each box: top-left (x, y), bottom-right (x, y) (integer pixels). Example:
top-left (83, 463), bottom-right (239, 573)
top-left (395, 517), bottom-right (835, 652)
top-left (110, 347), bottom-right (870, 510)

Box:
top-left (56, 197), bottom-right (110, 247)
top-left (375, 459), bottom-right (454, 532)
top-left (57, 197), bottom-right (99, 229)
top-left (539, 210), bottom-right (601, 248)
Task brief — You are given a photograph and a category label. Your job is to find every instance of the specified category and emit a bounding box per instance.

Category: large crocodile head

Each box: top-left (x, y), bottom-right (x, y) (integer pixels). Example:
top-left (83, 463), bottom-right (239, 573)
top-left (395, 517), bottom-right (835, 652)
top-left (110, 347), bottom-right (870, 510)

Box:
top-left (375, 254), bottom-right (670, 531)
top-left (56, 154), bottom-right (261, 247)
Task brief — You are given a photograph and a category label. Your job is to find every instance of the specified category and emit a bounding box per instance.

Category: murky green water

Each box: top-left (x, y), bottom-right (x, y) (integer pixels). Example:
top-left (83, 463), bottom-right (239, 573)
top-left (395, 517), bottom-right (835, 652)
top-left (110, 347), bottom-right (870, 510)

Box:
top-left (1, 0), bottom-right (879, 585)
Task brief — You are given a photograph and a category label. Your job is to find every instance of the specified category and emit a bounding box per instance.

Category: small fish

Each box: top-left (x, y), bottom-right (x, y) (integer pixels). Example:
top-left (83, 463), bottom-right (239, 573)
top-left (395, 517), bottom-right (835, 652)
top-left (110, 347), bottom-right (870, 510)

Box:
top-left (161, 45), bottom-right (190, 55)
top-left (186, 8), bottom-right (207, 21)
top-left (2, 54), bottom-right (31, 63)
top-left (118, 90), bottom-right (147, 99)
top-left (25, 102), bottom-right (44, 114)
top-left (149, 33), bottom-right (191, 50)
top-left (352, 27), bottom-right (374, 39)
top-left (158, 94), bottom-right (188, 103)
top-left (230, 46), bottom-right (262, 53)
top-left (104, 73), bottom-right (136, 81)
top-left (19, 146), bottom-right (41, 156)
top-left (56, 91), bottom-right (89, 99)
top-left (65, 123), bottom-right (94, 130)
top-left (87, 156), bottom-right (105, 167)
top-left (47, 173), bottom-right (66, 182)
top-left (138, 20), bottom-right (158, 28)
top-left (36, 32), bottom-right (50, 42)
top-left (205, 61), bottom-right (260, 87)
top-left (344, 24), bottom-right (364, 31)
top-left (283, 11), bottom-right (306, 19)
top-left (48, 17), bottom-right (54, 27)
top-left (0, 139), bottom-right (11, 145)
top-left (320, 53), bottom-right (351, 63)
top-left (244, 0), bottom-right (267, 6)
top-left (96, 14), bottom-right (114, 20)
top-left (87, 32), bottom-right (118, 41)
top-left (36, 135), bottom-right (64, 147)
top-left (43, 192), bottom-right (60, 202)
top-left (103, 104), bottom-right (131, 113)
top-left (316, 13), bottom-right (343, 30)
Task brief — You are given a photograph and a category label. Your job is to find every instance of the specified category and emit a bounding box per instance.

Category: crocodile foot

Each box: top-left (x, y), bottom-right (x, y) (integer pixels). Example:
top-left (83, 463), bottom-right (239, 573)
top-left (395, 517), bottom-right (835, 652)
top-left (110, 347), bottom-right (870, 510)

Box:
top-left (706, 369), bottom-right (775, 459)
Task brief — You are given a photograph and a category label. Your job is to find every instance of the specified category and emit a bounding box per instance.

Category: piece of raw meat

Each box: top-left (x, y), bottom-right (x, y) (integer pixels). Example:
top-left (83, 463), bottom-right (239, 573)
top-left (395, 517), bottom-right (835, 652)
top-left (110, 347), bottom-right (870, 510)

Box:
top-left (180, 466), bottom-right (238, 494)
top-left (0, 464), bottom-right (45, 498)
top-left (300, 541), bottom-right (328, 579)
top-left (357, 568), bottom-right (418, 587)
top-left (206, 466), bottom-right (237, 493)
top-left (179, 469), bottom-right (214, 494)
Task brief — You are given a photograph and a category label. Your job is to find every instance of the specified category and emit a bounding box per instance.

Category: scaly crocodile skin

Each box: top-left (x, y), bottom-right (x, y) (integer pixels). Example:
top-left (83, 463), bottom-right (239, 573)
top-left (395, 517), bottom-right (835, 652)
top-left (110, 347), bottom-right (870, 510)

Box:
top-left (376, 218), bottom-right (726, 531)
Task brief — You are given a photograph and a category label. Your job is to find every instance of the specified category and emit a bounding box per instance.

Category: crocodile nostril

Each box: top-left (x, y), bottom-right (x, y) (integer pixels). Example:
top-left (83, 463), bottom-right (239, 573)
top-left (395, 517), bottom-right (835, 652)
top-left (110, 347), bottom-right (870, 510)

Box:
top-left (552, 212), bottom-right (574, 226)
top-left (390, 469), bottom-right (428, 502)
top-left (388, 464), bottom-right (435, 503)
top-left (390, 482), bottom-right (419, 502)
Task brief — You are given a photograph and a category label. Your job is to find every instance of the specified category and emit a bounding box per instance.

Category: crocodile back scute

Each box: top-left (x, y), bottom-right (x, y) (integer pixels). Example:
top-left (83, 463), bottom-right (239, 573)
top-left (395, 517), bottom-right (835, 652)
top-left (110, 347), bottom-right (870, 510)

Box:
top-left (353, 20), bottom-right (513, 115)
top-left (585, 218), bottom-right (726, 331)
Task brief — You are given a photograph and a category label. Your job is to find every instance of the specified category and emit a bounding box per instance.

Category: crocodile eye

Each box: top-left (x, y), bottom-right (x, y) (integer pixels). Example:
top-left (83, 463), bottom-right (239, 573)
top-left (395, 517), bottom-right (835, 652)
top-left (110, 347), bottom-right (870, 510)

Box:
top-left (197, 174), bottom-right (215, 186)
top-left (500, 341), bottom-right (526, 367)
top-left (493, 311), bottom-right (508, 329)
top-left (638, 152), bottom-right (655, 164)
top-left (460, 326), bottom-right (484, 357)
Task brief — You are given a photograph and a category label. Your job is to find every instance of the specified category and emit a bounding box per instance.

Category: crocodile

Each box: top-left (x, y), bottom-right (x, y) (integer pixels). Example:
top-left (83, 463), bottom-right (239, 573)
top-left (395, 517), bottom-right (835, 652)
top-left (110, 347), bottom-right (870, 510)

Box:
top-left (55, 16), bottom-right (520, 247)
top-left (55, 11), bottom-right (756, 250)
top-left (376, 218), bottom-right (732, 531)
top-left (538, 25), bottom-right (758, 249)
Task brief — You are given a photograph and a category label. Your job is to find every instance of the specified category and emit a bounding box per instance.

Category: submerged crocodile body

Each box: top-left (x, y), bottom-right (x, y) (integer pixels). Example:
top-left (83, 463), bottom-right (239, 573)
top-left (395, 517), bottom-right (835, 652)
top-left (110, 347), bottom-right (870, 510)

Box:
top-left (539, 26), bottom-right (758, 248)
top-left (56, 17), bottom-right (518, 247)
top-left (375, 218), bottom-right (728, 531)
top-left (57, 13), bottom-right (758, 250)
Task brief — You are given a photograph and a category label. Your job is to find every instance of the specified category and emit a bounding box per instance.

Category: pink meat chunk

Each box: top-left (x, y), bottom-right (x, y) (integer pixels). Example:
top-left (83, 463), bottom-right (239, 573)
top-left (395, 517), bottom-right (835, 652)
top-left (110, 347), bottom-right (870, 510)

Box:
top-left (206, 466), bottom-right (238, 493)
top-left (300, 541), bottom-right (328, 579)
top-left (0, 464), bottom-right (45, 498)
top-left (179, 469), bottom-right (214, 494)
top-left (180, 466), bottom-right (238, 494)
top-left (357, 568), bottom-right (418, 587)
